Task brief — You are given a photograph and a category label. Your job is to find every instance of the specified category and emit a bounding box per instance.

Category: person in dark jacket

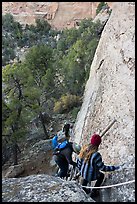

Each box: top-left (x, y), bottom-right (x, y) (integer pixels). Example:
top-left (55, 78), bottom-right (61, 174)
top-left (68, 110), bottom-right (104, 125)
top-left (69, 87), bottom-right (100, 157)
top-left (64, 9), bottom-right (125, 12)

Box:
top-left (53, 141), bottom-right (81, 179)
top-left (76, 133), bottom-right (120, 198)
top-left (63, 123), bottom-right (74, 141)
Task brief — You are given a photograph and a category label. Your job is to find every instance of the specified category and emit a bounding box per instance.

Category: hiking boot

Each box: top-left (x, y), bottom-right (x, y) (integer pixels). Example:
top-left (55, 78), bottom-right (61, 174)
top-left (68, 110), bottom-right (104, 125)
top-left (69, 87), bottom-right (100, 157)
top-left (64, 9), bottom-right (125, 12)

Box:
top-left (82, 187), bottom-right (91, 194)
top-left (90, 190), bottom-right (100, 198)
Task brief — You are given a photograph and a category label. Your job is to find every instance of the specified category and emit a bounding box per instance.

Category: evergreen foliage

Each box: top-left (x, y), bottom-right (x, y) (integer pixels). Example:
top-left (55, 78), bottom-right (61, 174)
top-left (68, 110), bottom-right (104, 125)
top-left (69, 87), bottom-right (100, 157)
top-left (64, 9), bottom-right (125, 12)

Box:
top-left (96, 2), bottom-right (109, 15)
top-left (54, 94), bottom-right (81, 114)
top-left (2, 13), bottom-right (105, 160)
top-left (2, 62), bottom-right (30, 164)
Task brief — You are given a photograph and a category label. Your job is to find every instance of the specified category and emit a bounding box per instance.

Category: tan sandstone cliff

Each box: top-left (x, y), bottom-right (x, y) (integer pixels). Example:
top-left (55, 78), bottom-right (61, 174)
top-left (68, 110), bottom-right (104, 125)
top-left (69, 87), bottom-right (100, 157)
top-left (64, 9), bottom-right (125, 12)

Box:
top-left (2, 2), bottom-right (112, 30)
top-left (74, 2), bottom-right (135, 202)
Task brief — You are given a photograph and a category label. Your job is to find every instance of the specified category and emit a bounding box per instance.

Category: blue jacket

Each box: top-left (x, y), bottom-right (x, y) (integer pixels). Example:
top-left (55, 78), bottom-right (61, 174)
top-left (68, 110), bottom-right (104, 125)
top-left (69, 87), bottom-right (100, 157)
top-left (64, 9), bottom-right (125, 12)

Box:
top-left (77, 151), bottom-right (117, 182)
top-left (52, 135), bottom-right (68, 150)
top-left (52, 135), bottom-right (58, 149)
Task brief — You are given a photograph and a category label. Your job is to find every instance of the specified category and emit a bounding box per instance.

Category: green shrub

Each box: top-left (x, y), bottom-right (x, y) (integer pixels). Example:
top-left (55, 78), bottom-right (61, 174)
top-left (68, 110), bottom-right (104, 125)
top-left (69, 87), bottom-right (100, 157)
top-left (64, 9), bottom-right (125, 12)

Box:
top-left (54, 94), bottom-right (81, 114)
top-left (70, 107), bottom-right (81, 120)
top-left (96, 2), bottom-right (108, 15)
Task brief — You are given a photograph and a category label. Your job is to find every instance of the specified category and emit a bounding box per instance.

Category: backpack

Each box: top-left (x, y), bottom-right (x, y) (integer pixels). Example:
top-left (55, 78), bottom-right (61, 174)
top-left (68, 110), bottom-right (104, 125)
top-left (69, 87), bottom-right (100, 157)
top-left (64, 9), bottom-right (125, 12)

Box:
top-left (52, 135), bottom-right (69, 155)
top-left (56, 140), bottom-right (68, 150)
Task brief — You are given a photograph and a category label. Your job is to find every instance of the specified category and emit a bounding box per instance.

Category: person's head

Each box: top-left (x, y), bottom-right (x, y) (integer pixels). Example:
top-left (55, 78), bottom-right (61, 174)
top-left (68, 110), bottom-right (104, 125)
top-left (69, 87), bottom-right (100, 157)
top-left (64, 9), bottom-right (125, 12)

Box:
top-left (72, 143), bottom-right (81, 154)
top-left (63, 123), bottom-right (70, 133)
top-left (79, 134), bottom-right (101, 162)
top-left (63, 123), bottom-right (71, 140)
top-left (90, 133), bottom-right (101, 147)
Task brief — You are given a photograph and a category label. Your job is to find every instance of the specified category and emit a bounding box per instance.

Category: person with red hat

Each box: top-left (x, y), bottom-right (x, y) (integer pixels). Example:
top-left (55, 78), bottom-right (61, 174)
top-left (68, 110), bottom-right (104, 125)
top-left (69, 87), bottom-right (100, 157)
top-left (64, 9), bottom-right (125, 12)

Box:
top-left (76, 133), bottom-right (120, 199)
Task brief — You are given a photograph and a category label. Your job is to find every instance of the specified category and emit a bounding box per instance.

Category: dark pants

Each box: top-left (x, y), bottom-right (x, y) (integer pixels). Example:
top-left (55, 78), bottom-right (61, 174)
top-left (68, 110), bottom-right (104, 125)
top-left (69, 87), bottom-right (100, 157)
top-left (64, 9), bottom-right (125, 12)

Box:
top-left (54, 155), bottom-right (69, 178)
top-left (82, 172), bottom-right (104, 194)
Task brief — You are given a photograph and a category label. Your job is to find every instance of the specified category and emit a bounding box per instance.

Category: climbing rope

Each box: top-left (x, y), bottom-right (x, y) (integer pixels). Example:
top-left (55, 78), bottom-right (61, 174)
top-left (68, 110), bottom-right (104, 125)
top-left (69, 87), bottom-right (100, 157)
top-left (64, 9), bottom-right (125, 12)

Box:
top-left (82, 179), bottom-right (135, 189)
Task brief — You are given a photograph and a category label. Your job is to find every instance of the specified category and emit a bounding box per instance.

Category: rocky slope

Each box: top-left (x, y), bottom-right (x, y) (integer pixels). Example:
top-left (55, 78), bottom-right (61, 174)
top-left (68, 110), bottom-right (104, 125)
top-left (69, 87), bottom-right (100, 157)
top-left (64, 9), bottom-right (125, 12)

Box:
top-left (2, 2), bottom-right (112, 30)
top-left (74, 2), bottom-right (135, 202)
top-left (2, 174), bottom-right (94, 202)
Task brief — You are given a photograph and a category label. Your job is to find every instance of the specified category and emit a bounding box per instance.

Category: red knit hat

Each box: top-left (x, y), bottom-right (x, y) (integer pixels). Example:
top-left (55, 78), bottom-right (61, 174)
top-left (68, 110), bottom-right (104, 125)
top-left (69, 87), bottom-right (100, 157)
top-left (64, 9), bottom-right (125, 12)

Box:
top-left (90, 133), bottom-right (101, 146)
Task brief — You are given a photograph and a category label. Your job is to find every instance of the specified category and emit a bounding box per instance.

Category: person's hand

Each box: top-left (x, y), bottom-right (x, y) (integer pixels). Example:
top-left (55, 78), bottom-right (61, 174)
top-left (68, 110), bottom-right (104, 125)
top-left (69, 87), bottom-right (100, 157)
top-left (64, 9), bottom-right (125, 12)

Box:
top-left (115, 165), bottom-right (124, 171)
top-left (115, 166), bottom-right (120, 170)
top-left (72, 162), bottom-right (77, 170)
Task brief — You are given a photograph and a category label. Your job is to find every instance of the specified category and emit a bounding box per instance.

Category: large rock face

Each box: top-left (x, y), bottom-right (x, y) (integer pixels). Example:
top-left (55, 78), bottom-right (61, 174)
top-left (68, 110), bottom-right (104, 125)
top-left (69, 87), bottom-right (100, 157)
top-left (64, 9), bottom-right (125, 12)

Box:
top-left (74, 2), bottom-right (135, 202)
top-left (2, 2), bottom-right (112, 29)
top-left (2, 174), bottom-right (94, 202)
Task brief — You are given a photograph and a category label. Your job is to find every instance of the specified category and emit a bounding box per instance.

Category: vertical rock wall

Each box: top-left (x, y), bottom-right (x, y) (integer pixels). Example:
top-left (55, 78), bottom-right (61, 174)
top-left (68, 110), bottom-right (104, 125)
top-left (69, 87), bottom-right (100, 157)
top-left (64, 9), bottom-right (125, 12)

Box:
top-left (74, 2), bottom-right (135, 201)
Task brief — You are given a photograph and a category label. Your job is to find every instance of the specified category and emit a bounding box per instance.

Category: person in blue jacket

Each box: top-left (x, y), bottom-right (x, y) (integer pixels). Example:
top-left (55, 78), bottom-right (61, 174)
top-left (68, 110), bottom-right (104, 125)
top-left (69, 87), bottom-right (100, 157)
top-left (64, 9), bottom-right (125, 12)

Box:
top-left (76, 133), bottom-right (120, 198)
top-left (52, 135), bottom-right (81, 179)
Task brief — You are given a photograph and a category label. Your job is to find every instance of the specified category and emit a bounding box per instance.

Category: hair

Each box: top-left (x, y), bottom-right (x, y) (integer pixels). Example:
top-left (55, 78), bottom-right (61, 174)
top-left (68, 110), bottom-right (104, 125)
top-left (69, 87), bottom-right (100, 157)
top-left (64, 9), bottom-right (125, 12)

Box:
top-left (78, 143), bottom-right (98, 162)
top-left (63, 124), bottom-right (70, 138)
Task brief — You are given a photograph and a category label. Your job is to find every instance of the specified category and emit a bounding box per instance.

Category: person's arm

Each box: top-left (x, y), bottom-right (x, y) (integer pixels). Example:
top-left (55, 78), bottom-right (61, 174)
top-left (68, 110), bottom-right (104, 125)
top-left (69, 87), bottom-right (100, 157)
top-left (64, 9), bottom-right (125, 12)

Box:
top-left (76, 157), bottom-right (83, 170)
top-left (52, 135), bottom-right (58, 149)
top-left (65, 149), bottom-right (77, 167)
top-left (95, 152), bottom-right (119, 171)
